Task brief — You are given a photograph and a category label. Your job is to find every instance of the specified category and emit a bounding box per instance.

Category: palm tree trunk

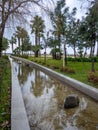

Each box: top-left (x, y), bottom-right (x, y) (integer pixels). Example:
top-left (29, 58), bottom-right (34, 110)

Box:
top-left (18, 38), bottom-right (20, 55)
top-left (22, 38), bottom-right (23, 55)
top-left (12, 43), bottom-right (13, 53)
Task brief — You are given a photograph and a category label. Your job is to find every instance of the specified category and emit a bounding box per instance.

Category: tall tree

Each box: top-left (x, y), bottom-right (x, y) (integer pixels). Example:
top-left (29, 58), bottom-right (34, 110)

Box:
top-left (86, 3), bottom-right (98, 72)
top-left (50, 0), bottom-right (69, 60)
top-left (22, 35), bottom-right (31, 55)
top-left (67, 18), bottom-right (79, 60)
top-left (0, 0), bottom-right (53, 57)
top-left (9, 35), bottom-right (16, 53)
top-left (2, 37), bottom-right (9, 54)
top-left (78, 1), bottom-right (98, 72)
top-left (30, 15), bottom-right (45, 57)
top-left (15, 26), bottom-right (29, 55)
top-left (19, 27), bottom-right (28, 55)
top-left (14, 26), bottom-right (22, 55)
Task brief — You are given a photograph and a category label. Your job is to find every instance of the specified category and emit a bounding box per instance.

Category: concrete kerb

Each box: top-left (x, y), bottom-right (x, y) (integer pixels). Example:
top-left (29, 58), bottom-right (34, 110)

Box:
top-left (10, 58), bottom-right (30, 130)
top-left (11, 56), bottom-right (98, 102)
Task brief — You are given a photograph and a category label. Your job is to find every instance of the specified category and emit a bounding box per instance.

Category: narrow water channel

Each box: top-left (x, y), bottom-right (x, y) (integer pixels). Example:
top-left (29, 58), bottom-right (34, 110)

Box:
top-left (12, 59), bottom-right (98, 130)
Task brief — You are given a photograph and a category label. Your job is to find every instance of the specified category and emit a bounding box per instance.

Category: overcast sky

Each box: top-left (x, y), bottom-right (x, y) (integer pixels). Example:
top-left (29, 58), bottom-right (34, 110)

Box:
top-left (6, 0), bottom-right (88, 54)
top-left (66, 0), bottom-right (88, 19)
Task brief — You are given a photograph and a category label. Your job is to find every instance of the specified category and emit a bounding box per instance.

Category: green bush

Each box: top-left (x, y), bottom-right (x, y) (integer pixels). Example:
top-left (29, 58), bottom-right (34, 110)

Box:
top-left (2, 55), bottom-right (9, 59)
top-left (60, 67), bottom-right (75, 74)
top-left (88, 72), bottom-right (98, 84)
top-left (21, 54), bottom-right (28, 59)
top-left (93, 57), bottom-right (98, 62)
top-left (67, 57), bottom-right (74, 62)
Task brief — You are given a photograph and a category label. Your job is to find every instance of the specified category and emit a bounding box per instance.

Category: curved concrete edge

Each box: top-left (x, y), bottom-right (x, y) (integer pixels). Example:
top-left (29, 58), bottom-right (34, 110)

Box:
top-left (10, 58), bottom-right (30, 130)
top-left (11, 56), bottom-right (98, 101)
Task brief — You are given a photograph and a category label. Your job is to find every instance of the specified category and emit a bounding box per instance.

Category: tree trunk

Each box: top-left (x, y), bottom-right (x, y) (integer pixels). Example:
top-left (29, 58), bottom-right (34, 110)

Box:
top-left (96, 41), bottom-right (98, 57)
top-left (58, 34), bottom-right (61, 59)
top-left (22, 38), bottom-right (23, 56)
top-left (35, 31), bottom-right (37, 46)
top-left (0, 28), bottom-right (4, 57)
top-left (84, 47), bottom-right (87, 57)
top-left (35, 50), bottom-right (39, 57)
top-left (0, 37), bottom-right (3, 57)
top-left (44, 47), bottom-right (46, 63)
top-left (73, 45), bottom-right (76, 62)
top-left (12, 43), bottom-right (13, 53)
top-left (91, 43), bottom-right (95, 72)
top-left (89, 46), bottom-right (93, 58)
top-left (18, 38), bottom-right (20, 55)
top-left (64, 43), bottom-right (67, 66)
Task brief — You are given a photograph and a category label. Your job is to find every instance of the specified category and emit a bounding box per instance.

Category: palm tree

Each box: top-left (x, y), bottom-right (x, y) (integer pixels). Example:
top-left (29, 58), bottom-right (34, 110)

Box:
top-left (2, 37), bottom-right (9, 54)
top-left (10, 35), bottom-right (16, 53)
top-left (30, 15), bottom-right (45, 57)
top-left (14, 26), bottom-right (21, 55)
top-left (19, 28), bottom-right (28, 55)
top-left (50, 0), bottom-right (70, 61)
top-left (15, 26), bottom-right (28, 55)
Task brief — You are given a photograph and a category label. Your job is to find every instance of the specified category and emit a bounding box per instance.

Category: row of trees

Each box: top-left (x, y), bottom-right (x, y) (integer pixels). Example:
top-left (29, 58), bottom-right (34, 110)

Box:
top-left (1, 0), bottom-right (98, 71)
top-left (0, 0), bottom-right (54, 56)
top-left (9, 15), bottom-right (45, 56)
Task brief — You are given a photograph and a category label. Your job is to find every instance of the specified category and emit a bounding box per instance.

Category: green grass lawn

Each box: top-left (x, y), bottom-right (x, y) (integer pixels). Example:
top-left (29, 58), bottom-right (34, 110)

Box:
top-left (28, 56), bottom-right (98, 88)
top-left (0, 56), bottom-right (11, 130)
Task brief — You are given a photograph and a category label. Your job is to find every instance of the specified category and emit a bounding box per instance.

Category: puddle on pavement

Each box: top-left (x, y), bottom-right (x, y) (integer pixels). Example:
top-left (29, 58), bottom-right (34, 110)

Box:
top-left (12, 60), bottom-right (98, 130)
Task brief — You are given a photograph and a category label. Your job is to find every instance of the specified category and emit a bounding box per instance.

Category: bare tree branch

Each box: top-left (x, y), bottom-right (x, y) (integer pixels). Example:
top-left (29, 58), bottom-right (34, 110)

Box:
top-left (0, 0), bottom-right (55, 56)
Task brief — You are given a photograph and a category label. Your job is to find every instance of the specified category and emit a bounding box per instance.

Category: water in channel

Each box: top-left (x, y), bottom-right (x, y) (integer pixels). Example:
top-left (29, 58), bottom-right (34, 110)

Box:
top-left (12, 59), bottom-right (98, 130)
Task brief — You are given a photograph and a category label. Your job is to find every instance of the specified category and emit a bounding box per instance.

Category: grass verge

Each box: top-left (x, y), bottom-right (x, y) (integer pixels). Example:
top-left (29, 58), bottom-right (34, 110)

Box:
top-left (28, 56), bottom-right (98, 88)
top-left (0, 56), bottom-right (11, 130)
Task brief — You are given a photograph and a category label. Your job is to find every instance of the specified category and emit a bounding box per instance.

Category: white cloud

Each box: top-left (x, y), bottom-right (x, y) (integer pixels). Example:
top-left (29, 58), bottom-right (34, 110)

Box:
top-left (66, 0), bottom-right (87, 19)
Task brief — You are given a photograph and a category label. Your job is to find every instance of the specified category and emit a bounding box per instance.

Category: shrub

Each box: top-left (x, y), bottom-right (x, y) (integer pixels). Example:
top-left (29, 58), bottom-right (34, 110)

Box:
top-left (52, 66), bottom-right (59, 69)
top-left (2, 55), bottom-right (8, 59)
top-left (60, 67), bottom-right (75, 74)
top-left (41, 62), bottom-right (45, 65)
top-left (21, 54), bottom-right (28, 59)
top-left (88, 72), bottom-right (98, 84)
top-left (93, 57), bottom-right (98, 62)
top-left (67, 57), bottom-right (74, 62)
top-left (67, 69), bottom-right (75, 74)
top-left (46, 64), bottom-right (50, 67)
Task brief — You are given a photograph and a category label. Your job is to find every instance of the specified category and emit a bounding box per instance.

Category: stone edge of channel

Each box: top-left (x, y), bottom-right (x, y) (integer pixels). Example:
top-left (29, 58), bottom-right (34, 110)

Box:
top-left (11, 56), bottom-right (98, 102)
top-left (10, 57), bottom-right (30, 130)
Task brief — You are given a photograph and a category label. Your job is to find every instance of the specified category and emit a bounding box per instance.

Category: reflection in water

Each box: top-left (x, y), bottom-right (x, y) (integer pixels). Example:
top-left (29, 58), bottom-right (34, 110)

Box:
top-left (12, 60), bottom-right (98, 130)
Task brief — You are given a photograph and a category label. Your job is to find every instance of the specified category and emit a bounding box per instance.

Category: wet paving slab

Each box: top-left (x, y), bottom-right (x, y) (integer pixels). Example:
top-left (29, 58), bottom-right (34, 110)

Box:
top-left (11, 59), bottom-right (98, 130)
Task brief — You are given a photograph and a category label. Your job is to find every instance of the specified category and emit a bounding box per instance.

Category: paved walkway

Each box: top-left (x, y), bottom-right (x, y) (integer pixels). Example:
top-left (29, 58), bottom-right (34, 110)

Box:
top-left (10, 58), bottom-right (30, 130)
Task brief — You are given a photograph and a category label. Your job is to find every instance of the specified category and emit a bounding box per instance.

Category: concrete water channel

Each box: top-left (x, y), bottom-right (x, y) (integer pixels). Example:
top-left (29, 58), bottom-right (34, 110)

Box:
top-left (10, 56), bottom-right (98, 130)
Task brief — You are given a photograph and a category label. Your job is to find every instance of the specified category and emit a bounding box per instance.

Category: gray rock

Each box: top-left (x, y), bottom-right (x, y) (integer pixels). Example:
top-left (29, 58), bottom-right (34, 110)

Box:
top-left (64, 94), bottom-right (79, 108)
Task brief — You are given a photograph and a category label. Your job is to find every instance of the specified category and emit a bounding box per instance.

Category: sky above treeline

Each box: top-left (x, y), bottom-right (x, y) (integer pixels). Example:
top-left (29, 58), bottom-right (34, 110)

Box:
top-left (5, 0), bottom-right (89, 54)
